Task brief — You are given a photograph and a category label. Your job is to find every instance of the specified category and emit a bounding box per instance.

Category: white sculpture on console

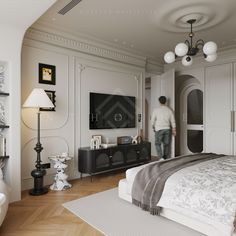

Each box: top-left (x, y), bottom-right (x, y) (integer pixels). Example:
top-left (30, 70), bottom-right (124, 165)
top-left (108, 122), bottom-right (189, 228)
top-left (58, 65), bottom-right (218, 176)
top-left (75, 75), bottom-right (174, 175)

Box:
top-left (131, 135), bottom-right (138, 144)
top-left (90, 137), bottom-right (100, 149)
top-left (49, 152), bottom-right (72, 191)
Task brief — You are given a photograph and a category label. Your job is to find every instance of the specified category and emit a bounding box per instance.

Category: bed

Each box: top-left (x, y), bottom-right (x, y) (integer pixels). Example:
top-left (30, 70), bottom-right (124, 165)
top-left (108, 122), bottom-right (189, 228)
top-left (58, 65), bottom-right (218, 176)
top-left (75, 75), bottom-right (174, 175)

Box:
top-left (118, 153), bottom-right (236, 236)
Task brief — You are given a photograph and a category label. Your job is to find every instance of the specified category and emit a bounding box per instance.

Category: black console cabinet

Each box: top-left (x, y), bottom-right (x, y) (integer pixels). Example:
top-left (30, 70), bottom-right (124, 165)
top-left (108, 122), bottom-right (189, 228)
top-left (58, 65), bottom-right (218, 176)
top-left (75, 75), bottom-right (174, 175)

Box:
top-left (78, 141), bottom-right (151, 180)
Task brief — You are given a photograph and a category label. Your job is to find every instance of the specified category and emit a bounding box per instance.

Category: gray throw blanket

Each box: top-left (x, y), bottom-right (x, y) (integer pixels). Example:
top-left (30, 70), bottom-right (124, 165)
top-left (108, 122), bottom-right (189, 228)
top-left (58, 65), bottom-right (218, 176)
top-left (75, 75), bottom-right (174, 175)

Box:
top-left (131, 153), bottom-right (225, 215)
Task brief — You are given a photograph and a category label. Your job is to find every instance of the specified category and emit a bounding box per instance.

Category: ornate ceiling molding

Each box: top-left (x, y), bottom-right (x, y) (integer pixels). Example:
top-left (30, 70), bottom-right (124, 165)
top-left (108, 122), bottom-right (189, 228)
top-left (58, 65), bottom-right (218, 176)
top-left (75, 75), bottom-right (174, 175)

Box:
top-left (25, 27), bottom-right (157, 69)
top-left (153, 0), bottom-right (233, 32)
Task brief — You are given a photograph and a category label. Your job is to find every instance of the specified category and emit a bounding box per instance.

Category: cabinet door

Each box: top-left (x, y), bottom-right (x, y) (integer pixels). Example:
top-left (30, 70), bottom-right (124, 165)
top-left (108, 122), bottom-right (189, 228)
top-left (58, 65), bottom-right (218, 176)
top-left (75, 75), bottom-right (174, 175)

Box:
top-left (139, 143), bottom-right (151, 161)
top-left (205, 63), bottom-right (233, 155)
top-left (93, 149), bottom-right (110, 172)
top-left (126, 145), bottom-right (139, 164)
top-left (110, 147), bottom-right (125, 167)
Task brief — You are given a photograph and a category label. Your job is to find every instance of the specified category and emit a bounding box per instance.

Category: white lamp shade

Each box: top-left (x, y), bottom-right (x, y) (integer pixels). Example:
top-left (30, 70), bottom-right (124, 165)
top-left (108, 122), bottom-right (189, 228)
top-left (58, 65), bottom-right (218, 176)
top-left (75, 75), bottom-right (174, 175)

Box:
top-left (164, 51), bottom-right (175, 64)
top-left (203, 41), bottom-right (217, 55)
top-left (205, 53), bottom-right (217, 62)
top-left (182, 55), bottom-right (193, 66)
top-left (23, 88), bottom-right (54, 108)
top-left (175, 43), bottom-right (188, 57)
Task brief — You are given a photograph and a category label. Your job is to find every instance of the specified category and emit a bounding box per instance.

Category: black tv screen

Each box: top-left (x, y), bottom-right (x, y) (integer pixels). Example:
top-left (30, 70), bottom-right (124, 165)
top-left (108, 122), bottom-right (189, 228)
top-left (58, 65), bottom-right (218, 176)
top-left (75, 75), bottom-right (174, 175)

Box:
top-left (89, 92), bottom-right (136, 129)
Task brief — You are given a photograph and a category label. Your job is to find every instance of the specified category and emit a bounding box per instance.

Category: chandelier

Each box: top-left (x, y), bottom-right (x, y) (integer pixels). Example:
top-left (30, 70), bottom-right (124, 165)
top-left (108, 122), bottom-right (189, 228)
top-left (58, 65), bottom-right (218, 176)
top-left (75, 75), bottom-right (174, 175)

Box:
top-left (164, 19), bottom-right (217, 66)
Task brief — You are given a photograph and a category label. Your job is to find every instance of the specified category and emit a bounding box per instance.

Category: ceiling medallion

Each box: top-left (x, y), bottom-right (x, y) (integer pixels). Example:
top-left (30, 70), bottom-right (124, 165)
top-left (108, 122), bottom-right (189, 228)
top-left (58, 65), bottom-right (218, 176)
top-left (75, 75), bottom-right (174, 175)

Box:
top-left (164, 19), bottom-right (217, 66)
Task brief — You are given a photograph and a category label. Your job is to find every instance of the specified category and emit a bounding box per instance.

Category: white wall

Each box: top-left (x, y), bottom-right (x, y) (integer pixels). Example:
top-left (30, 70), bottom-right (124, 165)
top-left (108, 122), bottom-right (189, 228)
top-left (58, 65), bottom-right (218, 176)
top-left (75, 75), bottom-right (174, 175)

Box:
top-left (21, 33), bottom-right (145, 190)
top-left (21, 45), bottom-right (73, 189)
top-left (0, 0), bottom-right (56, 202)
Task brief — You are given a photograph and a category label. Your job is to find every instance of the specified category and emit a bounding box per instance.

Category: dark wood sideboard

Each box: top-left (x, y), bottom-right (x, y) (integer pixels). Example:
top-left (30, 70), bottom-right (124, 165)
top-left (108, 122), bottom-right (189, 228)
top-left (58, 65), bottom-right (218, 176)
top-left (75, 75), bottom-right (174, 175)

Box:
top-left (78, 141), bottom-right (151, 181)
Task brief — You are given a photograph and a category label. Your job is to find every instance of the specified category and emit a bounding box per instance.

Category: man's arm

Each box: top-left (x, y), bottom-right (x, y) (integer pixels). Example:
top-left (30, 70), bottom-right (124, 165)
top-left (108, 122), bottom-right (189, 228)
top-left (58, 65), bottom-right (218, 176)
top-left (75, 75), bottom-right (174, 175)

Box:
top-left (151, 110), bottom-right (156, 131)
top-left (170, 111), bottom-right (176, 136)
top-left (172, 127), bottom-right (176, 136)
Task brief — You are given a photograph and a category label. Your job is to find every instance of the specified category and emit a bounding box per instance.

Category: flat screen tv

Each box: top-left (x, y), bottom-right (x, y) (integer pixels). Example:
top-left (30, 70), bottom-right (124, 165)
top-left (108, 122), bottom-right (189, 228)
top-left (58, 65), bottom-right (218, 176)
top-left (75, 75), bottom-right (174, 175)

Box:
top-left (89, 92), bottom-right (136, 129)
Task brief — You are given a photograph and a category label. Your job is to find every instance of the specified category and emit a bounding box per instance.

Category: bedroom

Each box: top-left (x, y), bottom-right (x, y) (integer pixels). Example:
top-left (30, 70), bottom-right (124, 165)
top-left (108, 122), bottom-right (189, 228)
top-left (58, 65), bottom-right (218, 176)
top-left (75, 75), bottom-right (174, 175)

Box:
top-left (0, 0), bottom-right (236, 235)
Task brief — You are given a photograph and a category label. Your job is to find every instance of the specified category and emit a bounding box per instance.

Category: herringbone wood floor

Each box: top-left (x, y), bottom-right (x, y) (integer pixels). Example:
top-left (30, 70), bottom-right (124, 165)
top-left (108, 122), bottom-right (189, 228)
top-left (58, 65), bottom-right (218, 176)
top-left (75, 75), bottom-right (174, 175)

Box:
top-left (0, 171), bottom-right (125, 236)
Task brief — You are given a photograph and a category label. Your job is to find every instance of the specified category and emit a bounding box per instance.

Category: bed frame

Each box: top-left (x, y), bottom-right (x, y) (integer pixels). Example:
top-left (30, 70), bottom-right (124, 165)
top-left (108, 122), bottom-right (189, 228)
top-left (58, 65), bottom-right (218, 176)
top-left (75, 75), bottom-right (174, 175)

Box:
top-left (118, 178), bottom-right (235, 236)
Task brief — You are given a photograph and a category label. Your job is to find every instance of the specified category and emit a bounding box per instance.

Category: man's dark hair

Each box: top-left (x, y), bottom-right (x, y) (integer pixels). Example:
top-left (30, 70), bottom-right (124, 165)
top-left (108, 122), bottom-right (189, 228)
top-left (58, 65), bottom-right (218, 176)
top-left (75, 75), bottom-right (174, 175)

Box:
top-left (159, 96), bottom-right (167, 104)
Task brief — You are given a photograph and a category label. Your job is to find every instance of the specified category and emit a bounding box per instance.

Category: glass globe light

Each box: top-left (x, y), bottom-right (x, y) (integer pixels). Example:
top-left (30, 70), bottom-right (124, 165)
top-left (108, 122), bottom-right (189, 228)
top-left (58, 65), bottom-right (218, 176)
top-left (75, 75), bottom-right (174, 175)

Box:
top-left (164, 51), bottom-right (175, 64)
top-left (175, 43), bottom-right (188, 57)
top-left (203, 41), bottom-right (217, 55)
top-left (205, 53), bottom-right (217, 62)
top-left (182, 55), bottom-right (193, 66)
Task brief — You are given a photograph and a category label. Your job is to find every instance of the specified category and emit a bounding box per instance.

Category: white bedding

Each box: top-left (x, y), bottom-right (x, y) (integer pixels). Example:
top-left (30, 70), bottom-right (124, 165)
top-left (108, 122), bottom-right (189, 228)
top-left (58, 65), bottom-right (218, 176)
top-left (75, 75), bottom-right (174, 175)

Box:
top-left (126, 161), bottom-right (155, 195)
top-left (123, 156), bottom-right (236, 236)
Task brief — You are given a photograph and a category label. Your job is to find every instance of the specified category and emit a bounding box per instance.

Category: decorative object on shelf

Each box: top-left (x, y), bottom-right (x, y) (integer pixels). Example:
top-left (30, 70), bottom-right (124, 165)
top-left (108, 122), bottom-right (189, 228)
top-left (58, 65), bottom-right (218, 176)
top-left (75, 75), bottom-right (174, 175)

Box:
top-left (23, 88), bottom-right (54, 196)
top-left (0, 65), bottom-right (5, 92)
top-left (91, 135), bottom-right (102, 149)
top-left (0, 136), bottom-right (6, 157)
top-left (117, 136), bottom-right (132, 145)
top-left (40, 90), bottom-right (56, 112)
top-left (131, 135), bottom-right (138, 144)
top-left (48, 152), bottom-right (72, 191)
top-left (164, 19), bottom-right (218, 66)
top-left (101, 143), bottom-right (116, 148)
top-left (90, 137), bottom-right (100, 149)
top-left (137, 135), bottom-right (143, 144)
top-left (92, 135), bottom-right (102, 144)
top-left (38, 63), bottom-right (56, 85)
top-left (131, 134), bottom-right (143, 144)
top-left (0, 101), bottom-right (5, 126)
top-left (137, 129), bottom-right (143, 143)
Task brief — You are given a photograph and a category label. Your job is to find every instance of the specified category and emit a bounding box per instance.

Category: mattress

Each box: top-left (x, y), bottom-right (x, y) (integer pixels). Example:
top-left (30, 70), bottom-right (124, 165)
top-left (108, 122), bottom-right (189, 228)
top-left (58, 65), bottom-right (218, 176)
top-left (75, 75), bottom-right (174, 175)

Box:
top-left (126, 161), bottom-right (156, 195)
top-left (119, 157), bottom-right (236, 236)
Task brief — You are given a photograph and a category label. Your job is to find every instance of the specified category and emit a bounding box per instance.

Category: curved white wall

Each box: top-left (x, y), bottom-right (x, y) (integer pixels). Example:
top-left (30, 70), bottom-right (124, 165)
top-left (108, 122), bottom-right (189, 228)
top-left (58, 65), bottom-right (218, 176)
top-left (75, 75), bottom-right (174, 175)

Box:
top-left (0, 0), bottom-right (56, 202)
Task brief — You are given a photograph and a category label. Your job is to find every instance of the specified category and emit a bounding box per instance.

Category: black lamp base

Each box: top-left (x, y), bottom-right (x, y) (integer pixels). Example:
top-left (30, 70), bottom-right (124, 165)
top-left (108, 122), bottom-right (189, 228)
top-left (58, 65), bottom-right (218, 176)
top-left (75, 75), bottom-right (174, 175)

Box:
top-left (29, 168), bottom-right (48, 196)
top-left (29, 187), bottom-right (48, 196)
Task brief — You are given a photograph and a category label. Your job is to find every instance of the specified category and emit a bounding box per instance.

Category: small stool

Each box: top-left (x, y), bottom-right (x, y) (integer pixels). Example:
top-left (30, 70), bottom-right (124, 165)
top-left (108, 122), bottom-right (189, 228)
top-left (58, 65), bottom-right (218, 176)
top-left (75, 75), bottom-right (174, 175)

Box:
top-left (48, 153), bottom-right (72, 191)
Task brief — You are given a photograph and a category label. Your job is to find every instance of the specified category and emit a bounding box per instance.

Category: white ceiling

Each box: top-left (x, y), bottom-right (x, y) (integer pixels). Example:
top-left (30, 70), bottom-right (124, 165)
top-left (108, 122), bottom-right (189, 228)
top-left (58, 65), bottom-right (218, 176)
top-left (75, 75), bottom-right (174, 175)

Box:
top-left (0, 0), bottom-right (55, 30)
top-left (35, 0), bottom-right (236, 63)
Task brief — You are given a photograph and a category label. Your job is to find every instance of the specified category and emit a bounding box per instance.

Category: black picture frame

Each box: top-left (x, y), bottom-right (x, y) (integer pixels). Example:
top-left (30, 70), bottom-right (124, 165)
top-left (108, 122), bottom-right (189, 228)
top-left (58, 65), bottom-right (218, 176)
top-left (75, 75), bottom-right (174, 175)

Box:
top-left (40, 90), bottom-right (56, 112)
top-left (38, 63), bottom-right (56, 85)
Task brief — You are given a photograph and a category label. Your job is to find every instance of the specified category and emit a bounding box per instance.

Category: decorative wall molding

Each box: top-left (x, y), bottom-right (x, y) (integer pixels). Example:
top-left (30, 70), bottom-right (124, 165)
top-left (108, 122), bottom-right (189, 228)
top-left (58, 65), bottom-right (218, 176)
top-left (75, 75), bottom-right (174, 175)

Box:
top-left (21, 45), bottom-right (70, 130)
top-left (75, 59), bottom-right (141, 148)
top-left (21, 136), bottom-right (69, 180)
top-left (25, 28), bottom-right (151, 68)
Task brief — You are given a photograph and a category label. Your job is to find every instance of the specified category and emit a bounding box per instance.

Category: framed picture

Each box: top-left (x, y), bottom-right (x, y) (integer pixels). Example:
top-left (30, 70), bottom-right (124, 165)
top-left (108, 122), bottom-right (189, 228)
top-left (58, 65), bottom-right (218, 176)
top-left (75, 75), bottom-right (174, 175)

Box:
top-left (40, 90), bottom-right (56, 112)
top-left (92, 135), bottom-right (102, 145)
top-left (38, 63), bottom-right (56, 85)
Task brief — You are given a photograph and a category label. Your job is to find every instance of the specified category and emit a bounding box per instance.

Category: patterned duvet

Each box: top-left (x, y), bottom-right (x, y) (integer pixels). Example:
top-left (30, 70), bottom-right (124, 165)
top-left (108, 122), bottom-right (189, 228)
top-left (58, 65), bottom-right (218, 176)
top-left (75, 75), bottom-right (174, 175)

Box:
top-left (157, 155), bottom-right (236, 236)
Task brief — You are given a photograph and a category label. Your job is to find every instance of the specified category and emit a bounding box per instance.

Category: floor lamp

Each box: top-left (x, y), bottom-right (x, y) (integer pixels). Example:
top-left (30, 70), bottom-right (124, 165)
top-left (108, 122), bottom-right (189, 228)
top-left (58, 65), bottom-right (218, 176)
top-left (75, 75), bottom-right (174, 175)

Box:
top-left (23, 88), bottom-right (54, 196)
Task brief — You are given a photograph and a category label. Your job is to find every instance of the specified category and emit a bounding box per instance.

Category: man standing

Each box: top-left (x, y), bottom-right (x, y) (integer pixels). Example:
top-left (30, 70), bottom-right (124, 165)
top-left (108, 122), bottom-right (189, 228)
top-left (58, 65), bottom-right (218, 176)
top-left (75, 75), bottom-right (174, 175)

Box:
top-left (151, 96), bottom-right (176, 160)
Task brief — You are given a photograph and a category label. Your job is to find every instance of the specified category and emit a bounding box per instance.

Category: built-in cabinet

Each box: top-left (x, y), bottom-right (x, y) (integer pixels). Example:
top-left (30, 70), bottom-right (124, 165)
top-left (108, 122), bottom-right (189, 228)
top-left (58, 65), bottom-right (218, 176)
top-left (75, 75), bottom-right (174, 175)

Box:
top-left (205, 63), bottom-right (236, 155)
top-left (0, 62), bottom-right (9, 163)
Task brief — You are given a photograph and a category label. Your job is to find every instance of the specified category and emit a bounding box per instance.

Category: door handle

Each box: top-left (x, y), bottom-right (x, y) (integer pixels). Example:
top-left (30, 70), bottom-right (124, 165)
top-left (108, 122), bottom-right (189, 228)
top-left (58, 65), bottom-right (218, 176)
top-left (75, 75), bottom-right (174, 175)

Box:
top-left (233, 111), bottom-right (235, 132)
top-left (231, 111), bottom-right (235, 132)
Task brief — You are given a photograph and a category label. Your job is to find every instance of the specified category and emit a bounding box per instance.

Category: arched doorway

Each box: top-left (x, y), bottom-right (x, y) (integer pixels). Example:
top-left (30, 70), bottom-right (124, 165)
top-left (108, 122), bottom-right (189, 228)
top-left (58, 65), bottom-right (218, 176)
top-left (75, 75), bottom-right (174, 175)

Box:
top-left (176, 75), bottom-right (203, 155)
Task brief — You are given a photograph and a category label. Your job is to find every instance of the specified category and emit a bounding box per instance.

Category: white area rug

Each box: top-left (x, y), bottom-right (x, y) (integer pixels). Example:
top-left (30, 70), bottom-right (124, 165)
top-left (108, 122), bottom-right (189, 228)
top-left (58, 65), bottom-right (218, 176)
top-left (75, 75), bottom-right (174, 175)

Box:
top-left (63, 188), bottom-right (204, 236)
